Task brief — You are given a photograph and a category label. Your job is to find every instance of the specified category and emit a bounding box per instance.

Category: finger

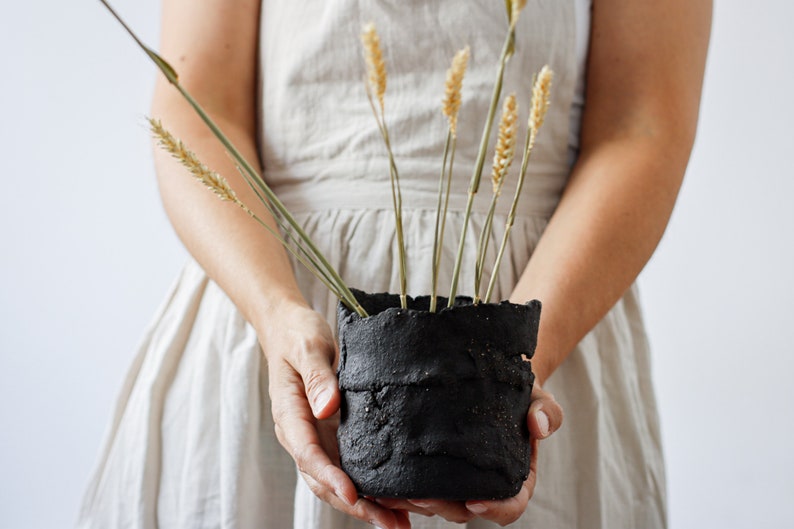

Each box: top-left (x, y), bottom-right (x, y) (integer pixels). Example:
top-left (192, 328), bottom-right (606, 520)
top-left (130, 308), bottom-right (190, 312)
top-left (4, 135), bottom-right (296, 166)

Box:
top-left (270, 373), bottom-right (357, 507)
top-left (465, 478), bottom-right (532, 526)
top-left (376, 497), bottom-right (434, 517)
top-left (528, 384), bottom-right (563, 440)
top-left (393, 509), bottom-right (412, 529)
top-left (408, 499), bottom-right (474, 524)
top-left (466, 436), bottom-right (540, 525)
top-left (291, 335), bottom-right (340, 419)
top-left (315, 414), bottom-right (342, 465)
top-left (292, 434), bottom-right (359, 507)
top-left (302, 473), bottom-right (407, 529)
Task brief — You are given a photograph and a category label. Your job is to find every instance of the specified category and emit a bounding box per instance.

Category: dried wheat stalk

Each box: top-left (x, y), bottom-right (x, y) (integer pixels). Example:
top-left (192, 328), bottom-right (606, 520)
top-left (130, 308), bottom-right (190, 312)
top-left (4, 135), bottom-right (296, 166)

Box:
top-left (361, 22), bottom-right (408, 308)
top-left (485, 67), bottom-right (554, 303)
top-left (474, 94), bottom-right (518, 302)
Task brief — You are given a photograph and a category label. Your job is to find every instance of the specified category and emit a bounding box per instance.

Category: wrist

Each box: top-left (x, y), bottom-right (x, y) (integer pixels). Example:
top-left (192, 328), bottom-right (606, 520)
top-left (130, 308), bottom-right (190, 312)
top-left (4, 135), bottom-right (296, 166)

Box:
top-left (530, 320), bottom-right (565, 387)
top-left (250, 290), bottom-right (312, 338)
top-left (530, 354), bottom-right (554, 387)
top-left (509, 288), bottom-right (565, 386)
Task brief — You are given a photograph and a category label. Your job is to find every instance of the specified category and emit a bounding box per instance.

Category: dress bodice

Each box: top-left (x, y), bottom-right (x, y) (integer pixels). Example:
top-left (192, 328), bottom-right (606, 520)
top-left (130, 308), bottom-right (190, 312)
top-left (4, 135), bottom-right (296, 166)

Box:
top-left (258, 0), bottom-right (580, 219)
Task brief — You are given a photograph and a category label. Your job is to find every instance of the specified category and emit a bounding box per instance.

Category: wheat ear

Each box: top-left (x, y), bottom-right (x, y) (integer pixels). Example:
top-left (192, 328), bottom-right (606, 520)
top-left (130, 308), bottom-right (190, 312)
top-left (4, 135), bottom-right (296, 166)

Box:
top-left (148, 118), bottom-right (238, 203)
top-left (361, 23), bottom-right (387, 112)
top-left (490, 93), bottom-right (519, 195)
top-left (529, 65), bottom-right (553, 135)
top-left (442, 47), bottom-right (470, 138)
top-left (510, 0), bottom-right (528, 28)
top-left (485, 66), bottom-right (553, 303)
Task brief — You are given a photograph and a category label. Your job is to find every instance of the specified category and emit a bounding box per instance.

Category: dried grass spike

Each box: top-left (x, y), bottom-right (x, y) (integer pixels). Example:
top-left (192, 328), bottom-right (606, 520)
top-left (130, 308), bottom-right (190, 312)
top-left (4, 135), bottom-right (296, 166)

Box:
top-left (490, 93), bottom-right (518, 195)
top-left (442, 46), bottom-right (470, 137)
top-left (361, 23), bottom-right (387, 111)
top-left (511, 0), bottom-right (528, 28)
top-left (529, 65), bottom-right (553, 134)
top-left (148, 117), bottom-right (237, 203)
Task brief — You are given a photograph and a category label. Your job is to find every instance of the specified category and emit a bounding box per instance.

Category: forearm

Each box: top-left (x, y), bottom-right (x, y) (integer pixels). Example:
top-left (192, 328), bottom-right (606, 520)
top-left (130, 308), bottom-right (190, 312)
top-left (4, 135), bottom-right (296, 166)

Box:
top-left (151, 89), bottom-right (307, 331)
top-left (510, 136), bottom-right (688, 385)
top-left (509, 0), bottom-right (711, 385)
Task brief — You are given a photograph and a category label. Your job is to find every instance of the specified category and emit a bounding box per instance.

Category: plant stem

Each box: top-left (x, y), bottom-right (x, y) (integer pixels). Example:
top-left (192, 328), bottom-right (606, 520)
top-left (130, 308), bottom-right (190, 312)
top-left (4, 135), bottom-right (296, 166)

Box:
top-left (365, 84), bottom-right (407, 309)
top-left (382, 123), bottom-right (408, 310)
top-left (430, 130), bottom-right (452, 312)
top-left (447, 29), bottom-right (516, 307)
top-left (233, 165), bottom-right (341, 296)
top-left (101, 0), bottom-right (366, 317)
top-left (473, 186), bottom-right (503, 303)
top-left (239, 204), bottom-right (347, 303)
top-left (181, 86), bottom-right (366, 316)
top-left (438, 137), bottom-right (457, 296)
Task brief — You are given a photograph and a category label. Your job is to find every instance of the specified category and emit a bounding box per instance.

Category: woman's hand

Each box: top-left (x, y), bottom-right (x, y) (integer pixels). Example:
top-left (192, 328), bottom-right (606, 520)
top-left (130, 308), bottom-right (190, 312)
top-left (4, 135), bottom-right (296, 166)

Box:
top-left (376, 383), bottom-right (563, 525)
top-left (257, 301), bottom-right (411, 529)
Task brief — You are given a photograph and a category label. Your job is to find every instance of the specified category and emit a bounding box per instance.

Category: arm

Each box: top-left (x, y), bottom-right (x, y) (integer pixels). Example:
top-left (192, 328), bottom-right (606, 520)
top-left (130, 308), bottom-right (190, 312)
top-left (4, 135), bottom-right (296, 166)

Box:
top-left (151, 1), bottom-right (406, 527)
top-left (403, 0), bottom-right (712, 525)
top-left (511, 0), bottom-right (713, 386)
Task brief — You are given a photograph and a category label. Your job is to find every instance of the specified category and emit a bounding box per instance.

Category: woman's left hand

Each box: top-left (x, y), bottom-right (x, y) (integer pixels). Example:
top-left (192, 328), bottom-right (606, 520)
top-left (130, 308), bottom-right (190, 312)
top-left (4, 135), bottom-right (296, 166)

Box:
top-left (375, 383), bottom-right (563, 525)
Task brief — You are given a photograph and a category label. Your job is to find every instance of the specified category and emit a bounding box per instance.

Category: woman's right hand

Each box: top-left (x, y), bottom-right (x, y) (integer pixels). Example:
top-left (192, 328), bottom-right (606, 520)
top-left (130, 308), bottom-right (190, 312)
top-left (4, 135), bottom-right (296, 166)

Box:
top-left (256, 301), bottom-right (411, 529)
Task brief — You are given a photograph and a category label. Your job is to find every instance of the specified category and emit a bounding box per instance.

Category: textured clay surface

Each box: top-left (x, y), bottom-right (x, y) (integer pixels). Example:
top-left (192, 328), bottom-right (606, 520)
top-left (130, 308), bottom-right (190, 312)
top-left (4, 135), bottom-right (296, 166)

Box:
top-left (337, 289), bottom-right (541, 500)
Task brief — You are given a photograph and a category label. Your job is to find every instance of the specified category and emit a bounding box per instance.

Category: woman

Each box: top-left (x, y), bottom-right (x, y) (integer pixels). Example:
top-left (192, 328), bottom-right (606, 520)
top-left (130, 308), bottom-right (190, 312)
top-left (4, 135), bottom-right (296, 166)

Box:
top-left (79, 0), bottom-right (711, 527)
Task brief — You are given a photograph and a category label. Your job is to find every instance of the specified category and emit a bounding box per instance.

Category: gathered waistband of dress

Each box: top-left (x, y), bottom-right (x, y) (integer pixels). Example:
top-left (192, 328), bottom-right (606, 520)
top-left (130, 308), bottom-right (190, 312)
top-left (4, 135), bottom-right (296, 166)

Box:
top-left (266, 166), bottom-right (565, 219)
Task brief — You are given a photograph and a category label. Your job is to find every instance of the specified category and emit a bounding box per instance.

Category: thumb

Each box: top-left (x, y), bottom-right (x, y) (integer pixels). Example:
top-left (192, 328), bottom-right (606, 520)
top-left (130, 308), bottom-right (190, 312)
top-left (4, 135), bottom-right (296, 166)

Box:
top-left (300, 346), bottom-right (341, 420)
top-left (528, 384), bottom-right (563, 440)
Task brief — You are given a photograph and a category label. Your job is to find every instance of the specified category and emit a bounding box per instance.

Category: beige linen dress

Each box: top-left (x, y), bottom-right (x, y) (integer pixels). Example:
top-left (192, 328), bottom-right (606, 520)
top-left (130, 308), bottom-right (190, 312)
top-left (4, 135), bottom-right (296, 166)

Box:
top-left (78, 1), bottom-right (667, 527)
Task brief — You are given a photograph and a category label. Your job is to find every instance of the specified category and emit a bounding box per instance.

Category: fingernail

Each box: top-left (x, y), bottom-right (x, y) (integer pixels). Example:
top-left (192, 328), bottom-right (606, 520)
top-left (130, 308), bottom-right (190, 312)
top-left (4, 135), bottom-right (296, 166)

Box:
top-left (313, 388), bottom-right (332, 415)
top-left (536, 410), bottom-right (550, 437)
top-left (410, 500), bottom-right (430, 508)
top-left (468, 502), bottom-right (488, 514)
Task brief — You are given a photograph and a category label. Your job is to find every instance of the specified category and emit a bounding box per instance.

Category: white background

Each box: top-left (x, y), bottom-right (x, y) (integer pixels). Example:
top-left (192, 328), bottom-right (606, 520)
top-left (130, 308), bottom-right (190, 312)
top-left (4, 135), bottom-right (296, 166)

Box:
top-left (1, 1), bottom-right (792, 528)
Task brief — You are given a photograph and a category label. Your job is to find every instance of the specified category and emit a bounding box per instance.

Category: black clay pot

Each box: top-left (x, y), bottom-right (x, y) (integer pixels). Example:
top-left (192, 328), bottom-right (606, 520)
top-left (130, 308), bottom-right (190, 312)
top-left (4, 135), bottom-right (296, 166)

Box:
top-left (336, 289), bottom-right (541, 500)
